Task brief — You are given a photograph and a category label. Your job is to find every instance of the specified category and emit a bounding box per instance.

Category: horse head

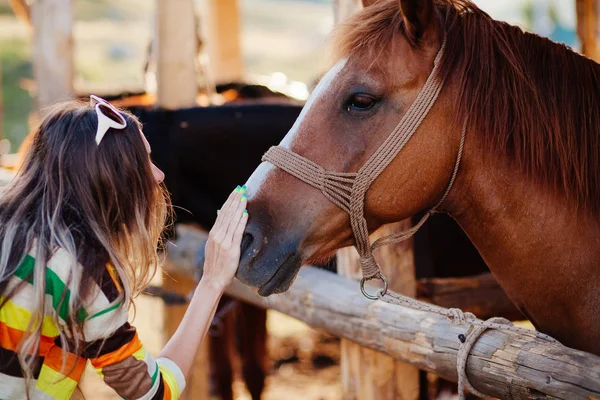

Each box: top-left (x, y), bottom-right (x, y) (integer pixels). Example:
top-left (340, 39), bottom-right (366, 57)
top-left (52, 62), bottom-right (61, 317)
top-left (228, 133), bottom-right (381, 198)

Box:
top-left (238, 0), bottom-right (464, 296)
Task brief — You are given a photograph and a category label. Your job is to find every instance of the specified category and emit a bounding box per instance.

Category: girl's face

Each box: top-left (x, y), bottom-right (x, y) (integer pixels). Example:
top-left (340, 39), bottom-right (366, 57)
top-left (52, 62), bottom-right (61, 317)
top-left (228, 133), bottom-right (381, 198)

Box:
top-left (140, 130), bottom-right (164, 184)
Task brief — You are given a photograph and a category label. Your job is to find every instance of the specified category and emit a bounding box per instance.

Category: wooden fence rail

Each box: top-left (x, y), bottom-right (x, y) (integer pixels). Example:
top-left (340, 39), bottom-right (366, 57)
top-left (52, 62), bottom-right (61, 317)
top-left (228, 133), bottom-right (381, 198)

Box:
top-left (225, 267), bottom-right (600, 400)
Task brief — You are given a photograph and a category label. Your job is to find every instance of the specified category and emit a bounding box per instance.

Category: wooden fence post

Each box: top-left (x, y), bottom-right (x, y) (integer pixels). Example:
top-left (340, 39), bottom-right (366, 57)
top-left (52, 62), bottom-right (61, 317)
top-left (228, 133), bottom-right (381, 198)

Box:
top-left (577, 0), bottom-right (600, 61)
top-left (337, 221), bottom-right (420, 400)
top-left (30, 0), bottom-right (74, 109)
top-left (156, 0), bottom-right (198, 109)
top-left (201, 0), bottom-right (243, 84)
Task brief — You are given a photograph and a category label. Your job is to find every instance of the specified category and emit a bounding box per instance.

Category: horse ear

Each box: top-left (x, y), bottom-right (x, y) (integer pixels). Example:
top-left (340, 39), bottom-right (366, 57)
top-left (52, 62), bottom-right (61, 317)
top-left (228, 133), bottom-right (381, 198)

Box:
top-left (361, 0), bottom-right (379, 7)
top-left (399, 0), bottom-right (434, 45)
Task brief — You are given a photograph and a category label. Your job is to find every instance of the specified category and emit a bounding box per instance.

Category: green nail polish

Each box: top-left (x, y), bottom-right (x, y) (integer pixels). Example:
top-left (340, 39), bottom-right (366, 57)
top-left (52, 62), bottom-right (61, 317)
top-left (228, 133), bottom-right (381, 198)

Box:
top-left (241, 194), bottom-right (247, 202)
top-left (243, 209), bottom-right (248, 215)
top-left (242, 185), bottom-right (247, 192)
top-left (217, 209), bottom-right (220, 215)
top-left (234, 185), bottom-right (241, 193)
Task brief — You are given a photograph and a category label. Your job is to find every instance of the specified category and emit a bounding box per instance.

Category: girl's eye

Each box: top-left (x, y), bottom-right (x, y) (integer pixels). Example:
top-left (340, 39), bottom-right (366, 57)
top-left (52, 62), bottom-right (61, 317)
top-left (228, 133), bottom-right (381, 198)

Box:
top-left (347, 94), bottom-right (377, 111)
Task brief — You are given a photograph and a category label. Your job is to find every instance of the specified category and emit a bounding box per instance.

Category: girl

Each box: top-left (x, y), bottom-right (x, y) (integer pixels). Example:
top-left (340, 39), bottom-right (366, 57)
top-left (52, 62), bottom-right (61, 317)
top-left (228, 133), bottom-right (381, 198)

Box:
top-left (0, 96), bottom-right (248, 399)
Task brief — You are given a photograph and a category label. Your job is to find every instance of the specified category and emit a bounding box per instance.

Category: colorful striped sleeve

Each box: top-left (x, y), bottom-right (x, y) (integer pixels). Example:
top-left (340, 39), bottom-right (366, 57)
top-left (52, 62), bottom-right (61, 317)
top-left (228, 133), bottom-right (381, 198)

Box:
top-left (79, 265), bottom-right (186, 399)
top-left (81, 323), bottom-right (186, 400)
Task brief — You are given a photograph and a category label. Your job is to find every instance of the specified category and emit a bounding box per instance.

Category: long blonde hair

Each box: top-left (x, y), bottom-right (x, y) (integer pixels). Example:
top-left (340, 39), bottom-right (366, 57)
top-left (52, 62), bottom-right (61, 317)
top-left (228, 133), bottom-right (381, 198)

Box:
top-left (0, 100), bottom-right (170, 387)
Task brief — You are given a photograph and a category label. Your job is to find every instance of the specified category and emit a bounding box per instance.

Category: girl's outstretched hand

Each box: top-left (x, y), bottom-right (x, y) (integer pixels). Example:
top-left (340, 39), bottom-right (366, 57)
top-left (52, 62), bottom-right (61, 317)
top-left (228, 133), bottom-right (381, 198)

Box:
top-left (160, 186), bottom-right (248, 378)
top-left (202, 186), bottom-right (248, 291)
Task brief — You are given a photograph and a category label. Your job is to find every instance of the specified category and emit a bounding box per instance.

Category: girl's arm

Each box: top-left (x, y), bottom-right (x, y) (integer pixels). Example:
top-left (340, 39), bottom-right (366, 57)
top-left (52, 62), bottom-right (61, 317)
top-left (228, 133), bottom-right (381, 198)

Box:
top-left (158, 186), bottom-right (248, 379)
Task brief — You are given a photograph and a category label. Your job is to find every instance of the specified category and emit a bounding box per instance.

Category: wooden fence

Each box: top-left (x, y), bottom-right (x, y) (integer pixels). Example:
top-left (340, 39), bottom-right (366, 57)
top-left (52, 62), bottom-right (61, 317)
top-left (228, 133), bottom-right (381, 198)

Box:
top-left (163, 224), bottom-right (600, 400)
top-left (225, 266), bottom-right (600, 400)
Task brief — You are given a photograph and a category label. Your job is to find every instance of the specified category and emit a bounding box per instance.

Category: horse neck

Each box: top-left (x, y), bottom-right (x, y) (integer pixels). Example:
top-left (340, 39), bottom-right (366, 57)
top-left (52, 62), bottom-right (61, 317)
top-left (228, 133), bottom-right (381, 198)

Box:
top-left (445, 131), bottom-right (600, 354)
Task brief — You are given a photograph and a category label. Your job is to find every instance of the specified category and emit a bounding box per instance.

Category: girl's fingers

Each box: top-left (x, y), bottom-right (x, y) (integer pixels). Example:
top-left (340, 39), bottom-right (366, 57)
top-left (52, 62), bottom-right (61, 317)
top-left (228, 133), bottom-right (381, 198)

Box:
top-left (203, 186), bottom-right (248, 287)
top-left (213, 186), bottom-right (243, 233)
top-left (214, 188), bottom-right (237, 225)
top-left (215, 185), bottom-right (246, 241)
top-left (224, 190), bottom-right (247, 244)
top-left (222, 186), bottom-right (243, 216)
top-left (231, 209), bottom-right (248, 248)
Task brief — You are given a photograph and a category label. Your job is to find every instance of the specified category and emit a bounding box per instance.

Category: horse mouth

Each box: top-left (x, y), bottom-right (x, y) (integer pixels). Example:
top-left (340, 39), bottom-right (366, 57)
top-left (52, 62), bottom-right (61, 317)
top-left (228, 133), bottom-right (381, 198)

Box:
top-left (257, 252), bottom-right (302, 297)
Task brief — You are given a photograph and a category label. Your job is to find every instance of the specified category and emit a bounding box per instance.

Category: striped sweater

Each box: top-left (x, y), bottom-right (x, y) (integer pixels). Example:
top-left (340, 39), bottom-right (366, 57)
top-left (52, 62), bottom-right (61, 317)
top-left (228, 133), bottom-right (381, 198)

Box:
top-left (0, 246), bottom-right (186, 399)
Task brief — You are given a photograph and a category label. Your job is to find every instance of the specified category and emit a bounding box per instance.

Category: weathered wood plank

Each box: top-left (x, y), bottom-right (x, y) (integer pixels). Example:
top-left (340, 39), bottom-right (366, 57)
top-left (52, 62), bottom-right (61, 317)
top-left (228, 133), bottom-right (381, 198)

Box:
top-left (30, 0), bottom-right (74, 108)
top-left (576, 0), bottom-right (600, 61)
top-left (201, 0), bottom-right (243, 84)
top-left (225, 267), bottom-right (600, 400)
top-left (156, 0), bottom-right (198, 108)
top-left (416, 273), bottom-right (524, 321)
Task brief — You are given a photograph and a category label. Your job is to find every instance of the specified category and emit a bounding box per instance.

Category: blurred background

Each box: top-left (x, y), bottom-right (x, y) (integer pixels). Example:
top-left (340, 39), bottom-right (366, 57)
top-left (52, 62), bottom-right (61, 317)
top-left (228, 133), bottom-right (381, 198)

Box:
top-left (0, 0), bottom-right (578, 150)
top-left (0, 1), bottom-right (587, 399)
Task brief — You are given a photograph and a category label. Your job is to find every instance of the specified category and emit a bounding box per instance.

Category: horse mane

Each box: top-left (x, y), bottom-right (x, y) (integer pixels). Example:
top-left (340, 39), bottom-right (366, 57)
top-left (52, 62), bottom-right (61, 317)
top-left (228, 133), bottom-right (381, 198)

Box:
top-left (333, 0), bottom-right (600, 213)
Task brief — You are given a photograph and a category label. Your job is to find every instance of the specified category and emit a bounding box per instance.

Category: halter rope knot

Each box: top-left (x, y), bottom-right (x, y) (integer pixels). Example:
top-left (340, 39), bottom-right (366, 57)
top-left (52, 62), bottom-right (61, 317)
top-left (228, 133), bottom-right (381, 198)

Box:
top-left (358, 255), bottom-right (380, 279)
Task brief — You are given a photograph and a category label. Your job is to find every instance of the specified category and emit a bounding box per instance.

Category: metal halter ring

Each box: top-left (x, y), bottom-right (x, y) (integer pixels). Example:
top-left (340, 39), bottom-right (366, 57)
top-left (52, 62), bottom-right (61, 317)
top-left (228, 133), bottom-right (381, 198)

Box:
top-left (360, 273), bottom-right (388, 300)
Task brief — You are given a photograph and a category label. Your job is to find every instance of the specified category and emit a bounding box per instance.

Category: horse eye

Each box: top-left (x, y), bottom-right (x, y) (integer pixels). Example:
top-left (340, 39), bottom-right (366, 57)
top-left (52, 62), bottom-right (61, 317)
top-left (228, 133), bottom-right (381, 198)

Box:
top-left (347, 94), bottom-right (376, 111)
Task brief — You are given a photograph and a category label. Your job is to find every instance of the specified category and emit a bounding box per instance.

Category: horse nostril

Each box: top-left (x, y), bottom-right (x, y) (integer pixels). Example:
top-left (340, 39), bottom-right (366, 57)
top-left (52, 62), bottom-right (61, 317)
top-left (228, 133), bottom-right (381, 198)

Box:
top-left (241, 232), bottom-right (254, 255)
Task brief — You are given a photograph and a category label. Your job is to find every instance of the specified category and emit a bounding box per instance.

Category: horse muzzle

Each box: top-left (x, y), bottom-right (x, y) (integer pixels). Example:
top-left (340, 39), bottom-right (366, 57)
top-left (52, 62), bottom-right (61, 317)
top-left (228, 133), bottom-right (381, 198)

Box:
top-left (236, 217), bottom-right (305, 297)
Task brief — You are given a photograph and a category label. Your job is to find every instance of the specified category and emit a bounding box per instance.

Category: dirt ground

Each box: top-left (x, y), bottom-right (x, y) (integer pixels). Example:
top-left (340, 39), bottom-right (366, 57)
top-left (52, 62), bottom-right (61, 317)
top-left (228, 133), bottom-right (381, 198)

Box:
top-left (229, 312), bottom-right (342, 400)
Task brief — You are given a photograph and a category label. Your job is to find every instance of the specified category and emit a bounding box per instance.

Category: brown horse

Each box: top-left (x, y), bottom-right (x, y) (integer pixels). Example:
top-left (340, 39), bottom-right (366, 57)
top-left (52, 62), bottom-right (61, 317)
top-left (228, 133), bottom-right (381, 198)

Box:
top-left (238, 0), bottom-right (600, 358)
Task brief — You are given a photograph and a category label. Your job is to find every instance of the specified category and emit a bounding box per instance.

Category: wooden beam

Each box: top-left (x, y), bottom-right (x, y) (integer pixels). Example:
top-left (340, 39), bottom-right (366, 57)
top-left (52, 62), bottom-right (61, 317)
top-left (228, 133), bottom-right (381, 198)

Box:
top-left (576, 0), bottom-right (600, 61)
top-left (201, 0), bottom-right (243, 84)
top-left (337, 222), bottom-right (419, 400)
top-left (156, 0), bottom-right (198, 108)
top-left (416, 273), bottom-right (524, 321)
top-left (30, 0), bottom-right (74, 109)
top-left (225, 267), bottom-right (600, 400)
